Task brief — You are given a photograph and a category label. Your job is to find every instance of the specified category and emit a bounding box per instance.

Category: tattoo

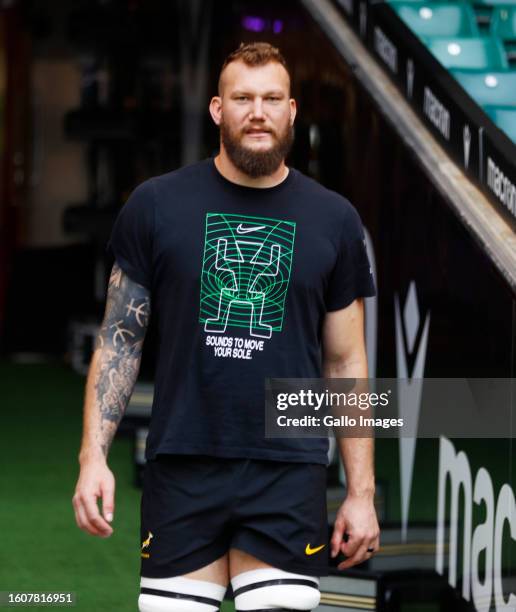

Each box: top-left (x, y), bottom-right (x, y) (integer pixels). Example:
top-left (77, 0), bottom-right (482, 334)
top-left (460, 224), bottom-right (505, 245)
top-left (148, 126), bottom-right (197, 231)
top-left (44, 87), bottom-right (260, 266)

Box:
top-left (110, 320), bottom-right (136, 346)
top-left (126, 298), bottom-right (150, 327)
top-left (93, 263), bottom-right (151, 457)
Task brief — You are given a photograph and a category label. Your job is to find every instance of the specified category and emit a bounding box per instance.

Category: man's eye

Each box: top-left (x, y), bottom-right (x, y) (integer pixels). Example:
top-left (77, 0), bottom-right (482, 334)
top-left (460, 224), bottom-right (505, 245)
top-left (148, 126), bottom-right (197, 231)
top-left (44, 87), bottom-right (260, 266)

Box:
top-left (236, 96), bottom-right (248, 101)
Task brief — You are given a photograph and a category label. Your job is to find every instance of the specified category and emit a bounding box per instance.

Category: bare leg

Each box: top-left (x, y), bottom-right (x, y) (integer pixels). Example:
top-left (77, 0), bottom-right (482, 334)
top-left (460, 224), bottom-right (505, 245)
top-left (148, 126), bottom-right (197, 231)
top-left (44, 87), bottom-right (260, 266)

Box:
top-left (139, 554), bottom-right (230, 611)
top-left (183, 553), bottom-right (230, 587)
top-left (229, 548), bottom-right (272, 576)
top-left (229, 549), bottom-right (320, 611)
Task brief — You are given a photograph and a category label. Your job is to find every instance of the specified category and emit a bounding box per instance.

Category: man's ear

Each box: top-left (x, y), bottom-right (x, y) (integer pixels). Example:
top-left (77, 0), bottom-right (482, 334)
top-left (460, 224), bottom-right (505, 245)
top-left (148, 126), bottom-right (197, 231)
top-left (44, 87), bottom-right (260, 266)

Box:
top-left (289, 98), bottom-right (297, 126)
top-left (209, 96), bottom-right (222, 126)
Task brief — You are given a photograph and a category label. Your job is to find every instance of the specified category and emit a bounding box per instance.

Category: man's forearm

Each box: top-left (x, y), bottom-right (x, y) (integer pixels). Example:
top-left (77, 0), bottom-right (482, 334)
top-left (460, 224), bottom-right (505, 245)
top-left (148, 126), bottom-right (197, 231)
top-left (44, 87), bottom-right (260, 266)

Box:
top-left (336, 437), bottom-right (375, 497)
top-left (79, 345), bottom-right (142, 463)
top-left (79, 263), bottom-right (150, 464)
top-left (323, 355), bottom-right (375, 498)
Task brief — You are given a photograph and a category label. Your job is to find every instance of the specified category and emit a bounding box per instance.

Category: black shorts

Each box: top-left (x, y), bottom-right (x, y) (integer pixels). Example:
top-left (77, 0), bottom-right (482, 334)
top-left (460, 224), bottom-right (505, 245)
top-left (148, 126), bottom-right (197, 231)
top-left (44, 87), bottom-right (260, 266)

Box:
top-left (140, 454), bottom-right (329, 578)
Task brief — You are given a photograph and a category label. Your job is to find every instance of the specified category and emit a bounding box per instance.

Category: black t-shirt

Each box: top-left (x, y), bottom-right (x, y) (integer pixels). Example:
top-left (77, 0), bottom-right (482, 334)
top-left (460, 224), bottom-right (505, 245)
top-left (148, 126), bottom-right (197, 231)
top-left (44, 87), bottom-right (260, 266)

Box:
top-left (107, 158), bottom-right (376, 465)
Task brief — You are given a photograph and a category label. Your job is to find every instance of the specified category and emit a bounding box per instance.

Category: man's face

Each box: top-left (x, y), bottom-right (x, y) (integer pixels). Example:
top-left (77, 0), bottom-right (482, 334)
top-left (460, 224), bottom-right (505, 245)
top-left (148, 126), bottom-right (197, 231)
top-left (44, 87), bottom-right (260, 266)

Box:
top-left (211, 61), bottom-right (296, 178)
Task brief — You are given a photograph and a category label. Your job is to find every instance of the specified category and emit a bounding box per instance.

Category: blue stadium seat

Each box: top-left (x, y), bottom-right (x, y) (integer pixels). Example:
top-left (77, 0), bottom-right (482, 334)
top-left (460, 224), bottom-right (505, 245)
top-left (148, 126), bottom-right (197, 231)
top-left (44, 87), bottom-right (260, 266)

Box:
top-left (484, 104), bottom-right (516, 141)
top-left (490, 5), bottom-right (516, 41)
top-left (390, 2), bottom-right (479, 36)
top-left (425, 36), bottom-right (509, 68)
top-left (452, 69), bottom-right (516, 105)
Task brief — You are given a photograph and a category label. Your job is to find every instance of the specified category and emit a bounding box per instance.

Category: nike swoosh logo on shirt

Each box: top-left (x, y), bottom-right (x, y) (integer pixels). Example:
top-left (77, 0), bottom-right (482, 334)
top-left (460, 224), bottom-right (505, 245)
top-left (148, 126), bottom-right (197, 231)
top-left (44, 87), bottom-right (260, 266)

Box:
top-left (236, 224), bottom-right (266, 234)
top-left (305, 543), bottom-right (325, 556)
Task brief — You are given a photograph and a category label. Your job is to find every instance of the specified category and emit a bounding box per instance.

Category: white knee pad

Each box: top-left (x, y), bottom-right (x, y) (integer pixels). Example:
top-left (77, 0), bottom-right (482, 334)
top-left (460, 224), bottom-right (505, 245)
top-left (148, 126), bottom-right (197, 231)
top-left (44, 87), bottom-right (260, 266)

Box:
top-left (138, 575), bottom-right (226, 612)
top-left (231, 568), bottom-right (321, 611)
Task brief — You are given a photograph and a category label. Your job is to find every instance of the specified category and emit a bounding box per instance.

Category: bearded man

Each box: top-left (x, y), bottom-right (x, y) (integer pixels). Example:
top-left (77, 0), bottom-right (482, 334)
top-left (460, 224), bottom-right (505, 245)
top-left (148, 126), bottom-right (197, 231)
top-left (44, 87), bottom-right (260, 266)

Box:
top-left (73, 42), bottom-right (379, 612)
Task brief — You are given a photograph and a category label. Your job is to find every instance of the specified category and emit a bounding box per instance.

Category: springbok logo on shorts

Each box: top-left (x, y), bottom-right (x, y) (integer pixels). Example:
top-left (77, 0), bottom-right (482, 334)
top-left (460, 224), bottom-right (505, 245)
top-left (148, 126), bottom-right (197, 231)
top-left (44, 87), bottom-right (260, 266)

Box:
top-left (141, 531), bottom-right (153, 558)
top-left (199, 213), bottom-right (296, 339)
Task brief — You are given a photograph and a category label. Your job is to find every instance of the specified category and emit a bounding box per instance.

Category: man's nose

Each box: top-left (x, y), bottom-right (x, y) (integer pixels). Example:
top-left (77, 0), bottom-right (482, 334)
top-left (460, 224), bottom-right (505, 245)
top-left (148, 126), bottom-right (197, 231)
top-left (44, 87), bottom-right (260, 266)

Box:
top-left (250, 98), bottom-right (265, 119)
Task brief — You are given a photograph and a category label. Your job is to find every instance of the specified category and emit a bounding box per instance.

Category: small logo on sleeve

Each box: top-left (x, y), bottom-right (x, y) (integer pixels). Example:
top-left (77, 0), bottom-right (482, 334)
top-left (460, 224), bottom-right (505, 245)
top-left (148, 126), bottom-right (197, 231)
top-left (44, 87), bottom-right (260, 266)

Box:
top-left (141, 531), bottom-right (153, 558)
top-left (305, 543), bottom-right (325, 556)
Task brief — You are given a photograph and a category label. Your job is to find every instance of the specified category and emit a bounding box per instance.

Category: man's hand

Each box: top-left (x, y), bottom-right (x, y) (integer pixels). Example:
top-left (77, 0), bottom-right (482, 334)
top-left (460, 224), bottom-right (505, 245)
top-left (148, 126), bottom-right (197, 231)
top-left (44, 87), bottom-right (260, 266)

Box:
top-left (330, 493), bottom-right (380, 569)
top-left (72, 459), bottom-right (115, 538)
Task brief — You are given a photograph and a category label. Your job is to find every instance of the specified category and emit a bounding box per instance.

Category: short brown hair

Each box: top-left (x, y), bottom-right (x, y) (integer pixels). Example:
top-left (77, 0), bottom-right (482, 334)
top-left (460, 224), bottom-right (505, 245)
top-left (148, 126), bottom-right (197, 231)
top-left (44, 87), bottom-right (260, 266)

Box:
top-left (218, 42), bottom-right (291, 94)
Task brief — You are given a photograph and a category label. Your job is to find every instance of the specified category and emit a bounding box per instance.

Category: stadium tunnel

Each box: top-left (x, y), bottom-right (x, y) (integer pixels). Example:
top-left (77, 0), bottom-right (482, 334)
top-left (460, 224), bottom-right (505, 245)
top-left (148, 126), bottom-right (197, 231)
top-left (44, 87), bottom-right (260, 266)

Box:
top-left (0, 0), bottom-right (515, 610)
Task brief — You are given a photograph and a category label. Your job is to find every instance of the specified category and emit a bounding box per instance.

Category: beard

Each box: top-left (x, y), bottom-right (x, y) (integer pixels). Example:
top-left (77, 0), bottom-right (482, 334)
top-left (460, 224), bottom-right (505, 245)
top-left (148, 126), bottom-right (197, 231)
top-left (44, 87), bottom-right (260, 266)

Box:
top-left (220, 118), bottom-right (294, 178)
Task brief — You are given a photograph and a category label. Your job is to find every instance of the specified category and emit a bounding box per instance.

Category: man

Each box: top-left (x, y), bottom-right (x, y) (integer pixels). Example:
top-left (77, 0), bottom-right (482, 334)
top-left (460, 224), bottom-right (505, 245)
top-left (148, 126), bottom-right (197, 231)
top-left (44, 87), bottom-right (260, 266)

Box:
top-left (73, 42), bottom-right (379, 612)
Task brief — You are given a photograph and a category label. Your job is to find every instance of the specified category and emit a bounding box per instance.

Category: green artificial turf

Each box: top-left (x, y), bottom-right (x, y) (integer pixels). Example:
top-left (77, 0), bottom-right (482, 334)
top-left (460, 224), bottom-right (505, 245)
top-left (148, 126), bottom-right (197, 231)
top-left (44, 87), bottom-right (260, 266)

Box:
top-left (0, 361), bottom-right (235, 611)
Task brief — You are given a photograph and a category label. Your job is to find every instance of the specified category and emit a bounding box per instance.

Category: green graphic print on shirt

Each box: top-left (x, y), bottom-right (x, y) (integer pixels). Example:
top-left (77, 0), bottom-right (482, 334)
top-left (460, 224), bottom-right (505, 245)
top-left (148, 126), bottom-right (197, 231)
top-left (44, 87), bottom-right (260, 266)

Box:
top-left (199, 213), bottom-right (296, 358)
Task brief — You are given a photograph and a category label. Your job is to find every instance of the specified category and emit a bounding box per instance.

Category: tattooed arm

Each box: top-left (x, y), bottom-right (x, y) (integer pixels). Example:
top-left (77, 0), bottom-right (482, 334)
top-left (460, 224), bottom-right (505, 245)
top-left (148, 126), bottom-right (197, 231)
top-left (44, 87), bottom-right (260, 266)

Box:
top-left (72, 262), bottom-right (150, 537)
